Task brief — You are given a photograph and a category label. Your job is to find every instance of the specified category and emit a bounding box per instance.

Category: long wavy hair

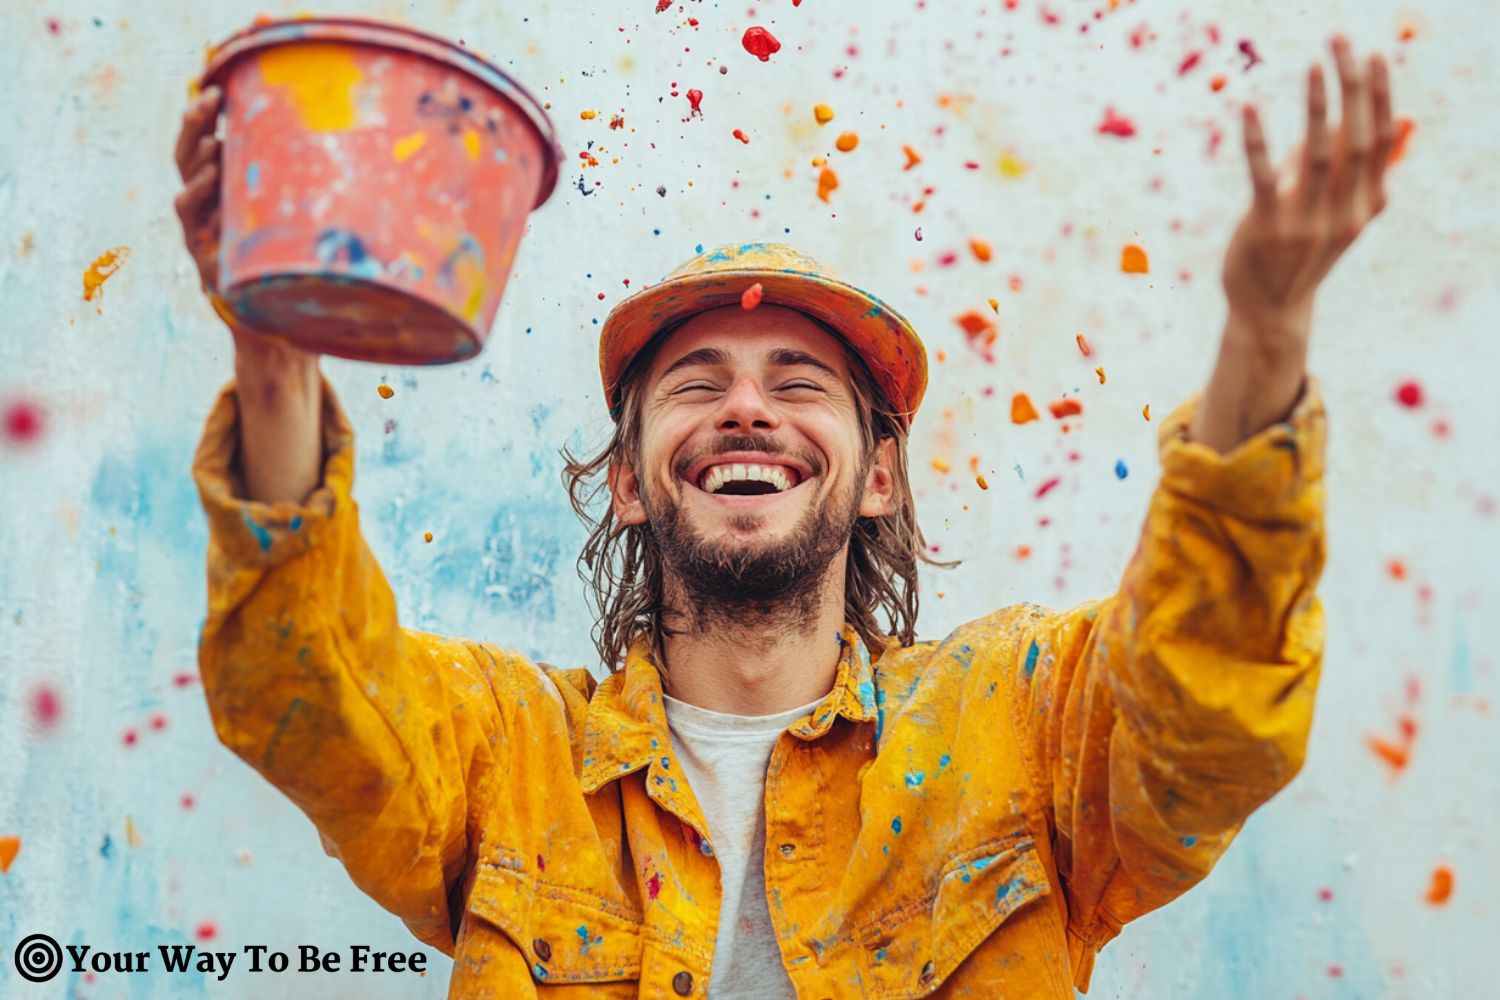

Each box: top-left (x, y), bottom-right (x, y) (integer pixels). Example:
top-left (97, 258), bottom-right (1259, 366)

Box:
top-left (562, 319), bottom-right (952, 673)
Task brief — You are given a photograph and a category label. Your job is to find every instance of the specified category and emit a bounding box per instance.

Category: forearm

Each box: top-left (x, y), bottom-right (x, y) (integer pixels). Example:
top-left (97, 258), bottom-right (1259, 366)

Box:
top-left (1188, 307), bottom-right (1311, 455)
top-left (233, 331), bottom-right (324, 504)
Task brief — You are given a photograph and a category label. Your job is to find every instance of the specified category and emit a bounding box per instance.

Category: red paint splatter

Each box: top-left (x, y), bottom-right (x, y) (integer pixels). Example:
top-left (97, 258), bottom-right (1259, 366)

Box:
top-left (3, 400), bottom-right (44, 444)
top-left (1178, 51), bottom-right (1202, 75)
top-left (732, 128), bottom-right (749, 144)
top-left (1426, 865), bottom-right (1454, 905)
top-left (30, 683), bottom-right (61, 729)
top-left (1395, 381), bottom-right (1423, 408)
top-left (741, 283), bottom-right (764, 310)
top-left (686, 89), bottom-right (703, 115)
top-left (1097, 107), bottom-right (1135, 138)
top-left (46, 18), bottom-right (61, 35)
top-left (123, 729), bottom-right (139, 747)
top-left (1035, 476), bottom-right (1062, 499)
top-left (150, 713), bottom-right (168, 732)
top-left (1317, 887), bottom-right (1334, 902)
top-left (537, 854), bottom-right (547, 871)
top-left (742, 26), bottom-right (781, 61)
top-left (646, 872), bottom-right (662, 899)
top-left (173, 672), bottom-right (198, 687)
top-left (655, 0), bottom-right (672, 12)
top-left (1049, 398), bottom-right (1083, 419)
top-left (1328, 965), bottom-right (1344, 979)
top-left (195, 920), bottom-right (217, 942)
top-left (1237, 39), bottom-right (1263, 70)
top-left (180, 793), bottom-right (196, 809)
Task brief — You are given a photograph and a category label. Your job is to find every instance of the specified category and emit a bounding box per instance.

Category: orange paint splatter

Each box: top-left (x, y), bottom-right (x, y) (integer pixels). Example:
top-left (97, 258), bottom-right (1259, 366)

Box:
top-left (1368, 713), bottom-right (1418, 773)
top-left (0, 836), bottom-right (19, 874)
top-left (1095, 367), bottom-right (1107, 384)
top-left (902, 144), bottom-right (922, 170)
top-left (816, 166), bottom-right (839, 202)
top-left (835, 131), bottom-right (859, 152)
top-left (83, 246), bottom-right (130, 302)
top-left (955, 310), bottom-right (998, 361)
top-left (1142, 403), bottom-right (1151, 421)
top-left (1121, 244), bottom-right (1149, 273)
top-left (1390, 117), bottom-right (1416, 165)
top-left (1387, 558), bottom-right (1407, 580)
top-left (1049, 398), bottom-right (1083, 419)
top-left (732, 128), bottom-right (750, 144)
top-left (987, 298), bottom-right (999, 312)
top-left (976, 474), bottom-right (989, 490)
top-left (813, 103), bottom-right (835, 125)
top-left (741, 282), bottom-right (764, 310)
top-left (1076, 333), bottom-right (1091, 356)
top-left (579, 109), bottom-right (597, 120)
top-left (969, 238), bottom-right (992, 262)
top-left (423, 531), bottom-right (433, 543)
top-left (1425, 865), bottom-right (1454, 906)
top-left (1014, 545), bottom-right (1031, 560)
top-left (378, 384), bottom-right (394, 399)
top-left (1011, 393), bottom-right (1039, 425)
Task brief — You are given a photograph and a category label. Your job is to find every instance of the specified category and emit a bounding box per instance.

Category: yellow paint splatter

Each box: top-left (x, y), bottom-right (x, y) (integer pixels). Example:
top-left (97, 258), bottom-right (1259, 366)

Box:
top-left (998, 153), bottom-right (1028, 178)
top-left (813, 103), bottom-right (835, 125)
top-left (377, 384), bottom-right (394, 399)
top-left (462, 129), bottom-right (482, 162)
top-left (817, 166), bottom-right (839, 202)
top-left (580, 109), bottom-right (597, 120)
top-left (931, 457), bottom-right (950, 474)
top-left (83, 246), bottom-right (130, 302)
top-left (1095, 366), bottom-right (1107, 384)
top-left (1121, 243), bottom-right (1149, 273)
top-left (835, 131), bottom-right (859, 152)
top-left (0, 836), bottom-right (19, 874)
top-left (257, 43), bottom-right (362, 133)
top-left (987, 298), bottom-right (999, 312)
top-left (125, 815), bottom-right (144, 848)
top-left (393, 131), bottom-right (427, 162)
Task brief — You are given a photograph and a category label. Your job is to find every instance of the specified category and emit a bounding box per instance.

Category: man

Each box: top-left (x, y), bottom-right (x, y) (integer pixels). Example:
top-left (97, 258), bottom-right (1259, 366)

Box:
top-left (176, 35), bottom-right (1395, 999)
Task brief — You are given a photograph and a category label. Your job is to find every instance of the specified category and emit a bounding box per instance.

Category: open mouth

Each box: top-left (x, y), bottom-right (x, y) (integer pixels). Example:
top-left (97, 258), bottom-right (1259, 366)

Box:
top-left (695, 462), bottom-right (804, 496)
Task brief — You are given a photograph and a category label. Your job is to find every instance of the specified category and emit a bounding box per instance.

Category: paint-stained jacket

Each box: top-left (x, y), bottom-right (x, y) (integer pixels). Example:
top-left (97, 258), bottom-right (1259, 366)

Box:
top-left (192, 373), bottom-right (1327, 999)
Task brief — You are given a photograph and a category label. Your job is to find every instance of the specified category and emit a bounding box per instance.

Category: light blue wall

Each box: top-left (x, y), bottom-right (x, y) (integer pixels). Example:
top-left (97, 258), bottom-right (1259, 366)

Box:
top-left (2, 1), bottom-right (1496, 996)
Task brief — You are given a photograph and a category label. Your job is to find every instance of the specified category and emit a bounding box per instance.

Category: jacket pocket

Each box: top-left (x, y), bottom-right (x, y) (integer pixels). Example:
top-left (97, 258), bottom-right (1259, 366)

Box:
top-left (462, 859), bottom-right (644, 988)
top-left (856, 831), bottom-right (1058, 998)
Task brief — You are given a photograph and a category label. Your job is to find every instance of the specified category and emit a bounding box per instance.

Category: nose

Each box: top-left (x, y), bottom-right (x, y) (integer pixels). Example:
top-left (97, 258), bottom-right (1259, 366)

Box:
top-left (715, 375), bottom-right (780, 433)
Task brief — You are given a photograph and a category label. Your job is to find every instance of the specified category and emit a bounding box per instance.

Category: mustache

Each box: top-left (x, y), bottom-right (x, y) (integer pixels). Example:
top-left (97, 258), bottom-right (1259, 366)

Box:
top-left (673, 437), bottom-right (822, 483)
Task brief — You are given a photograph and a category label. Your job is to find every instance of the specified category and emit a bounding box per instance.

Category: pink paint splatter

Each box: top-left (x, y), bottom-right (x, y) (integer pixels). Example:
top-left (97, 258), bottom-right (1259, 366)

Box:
top-left (1035, 477), bottom-right (1062, 499)
top-left (3, 399), bottom-right (44, 444)
top-left (742, 26), bottom-right (781, 61)
top-left (29, 683), bottom-right (61, 729)
top-left (1238, 39), bottom-right (1263, 70)
top-left (1178, 51), bottom-right (1202, 75)
top-left (1097, 107), bottom-right (1135, 138)
top-left (123, 729), bottom-right (139, 747)
top-left (195, 920), bottom-right (217, 942)
top-left (646, 872), bottom-right (662, 899)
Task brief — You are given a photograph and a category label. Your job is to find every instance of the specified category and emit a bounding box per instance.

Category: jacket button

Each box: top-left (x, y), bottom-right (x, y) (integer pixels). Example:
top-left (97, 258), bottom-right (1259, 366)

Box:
top-left (779, 842), bottom-right (796, 858)
top-left (919, 959), bottom-right (936, 984)
top-left (532, 938), bottom-right (552, 962)
top-left (672, 970), bottom-right (694, 995)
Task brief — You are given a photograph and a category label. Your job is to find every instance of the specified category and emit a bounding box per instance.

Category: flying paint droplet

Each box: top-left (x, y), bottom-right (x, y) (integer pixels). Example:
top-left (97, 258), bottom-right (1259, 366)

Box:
top-left (1425, 865), bottom-right (1454, 906)
top-left (686, 89), bottom-right (703, 115)
top-left (1095, 366), bottom-right (1106, 384)
top-left (1121, 244), bottom-right (1149, 273)
top-left (1114, 459), bottom-right (1128, 479)
top-left (29, 683), bottom-right (61, 728)
top-left (0, 836), bottom-right (19, 874)
top-left (378, 384), bottom-right (395, 399)
top-left (741, 282), bottom-right (764, 310)
top-left (1142, 403), bottom-right (1151, 421)
top-left (1097, 107), bottom-right (1136, 138)
top-left (955, 310), bottom-right (998, 362)
top-left (424, 531), bottom-right (434, 543)
top-left (835, 131), bottom-right (859, 152)
top-left (732, 128), bottom-right (749, 144)
top-left (655, 0), bottom-right (672, 12)
top-left (816, 166), bottom-right (839, 202)
top-left (1011, 393), bottom-right (1039, 425)
top-left (742, 26), bottom-right (781, 61)
top-left (976, 474), bottom-right (989, 490)
top-left (969, 238), bottom-right (992, 262)
top-left (1049, 398), bottom-right (1083, 419)
top-left (3, 400), bottom-right (44, 444)
top-left (196, 920), bottom-right (218, 942)
top-left (83, 246), bottom-right (131, 302)
top-left (1076, 333), bottom-right (1091, 356)
top-left (1395, 381), bottom-right (1423, 408)
top-left (814, 103), bottom-right (834, 124)
top-left (902, 144), bottom-right (922, 170)
top-left (931, 457), bottom-right (950, 474)
top-left (1035, 476), bottom-right (1062, 499)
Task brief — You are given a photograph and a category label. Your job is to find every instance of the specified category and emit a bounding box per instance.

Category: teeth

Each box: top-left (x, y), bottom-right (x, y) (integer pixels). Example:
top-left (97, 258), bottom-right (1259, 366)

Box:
top-left (701, 462), bottom-right (794, 494)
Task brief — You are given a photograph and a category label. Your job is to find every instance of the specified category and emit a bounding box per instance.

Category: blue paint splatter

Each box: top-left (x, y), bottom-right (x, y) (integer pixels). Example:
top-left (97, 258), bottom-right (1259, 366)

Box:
top-left (891, 816), bottom-right (902, 834)
top-left (1181, 836), bottom-right (1198, 848)
top-left (939, 754), bottom-right (951, 767)
top-left (1115, 459), bottom-right (1129, 479)
top-left (1023, 641), bottom-right (1040, 679)
top-left (904, 771), bottom-right (925, 788)
top-left (246, 161), bottom-right (261, 196)
top-left (242, 510), bottom-right (272, 552)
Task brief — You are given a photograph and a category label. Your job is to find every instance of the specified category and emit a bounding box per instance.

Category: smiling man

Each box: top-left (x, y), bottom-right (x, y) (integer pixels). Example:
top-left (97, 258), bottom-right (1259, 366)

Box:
top-left (180, 34), bottom-right (1395, 1000)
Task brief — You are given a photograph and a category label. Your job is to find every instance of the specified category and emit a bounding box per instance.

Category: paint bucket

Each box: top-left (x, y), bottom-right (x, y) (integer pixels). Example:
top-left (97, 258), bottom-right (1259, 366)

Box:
top-left (199, 17), bottom-right (560, 365)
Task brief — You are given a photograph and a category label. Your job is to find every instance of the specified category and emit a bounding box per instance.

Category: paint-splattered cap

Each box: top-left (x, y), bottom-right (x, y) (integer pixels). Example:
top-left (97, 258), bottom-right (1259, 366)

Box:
top-left (599, 242), bottom-right (928, 427)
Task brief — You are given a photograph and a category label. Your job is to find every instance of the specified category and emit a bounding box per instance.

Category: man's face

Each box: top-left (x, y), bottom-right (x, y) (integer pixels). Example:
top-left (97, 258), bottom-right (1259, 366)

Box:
top-left (609, 305), bottom-right (893, 602)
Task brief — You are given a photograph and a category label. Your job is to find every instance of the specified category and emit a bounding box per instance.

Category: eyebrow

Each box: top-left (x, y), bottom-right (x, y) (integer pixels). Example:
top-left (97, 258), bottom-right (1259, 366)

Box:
top-left (659, 346), bottom-right (842, 381)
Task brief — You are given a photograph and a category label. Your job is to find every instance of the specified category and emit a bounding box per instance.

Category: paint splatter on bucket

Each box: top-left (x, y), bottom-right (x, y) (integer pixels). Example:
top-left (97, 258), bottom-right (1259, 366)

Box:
top-left (199, 18), bottom-right (560, 364)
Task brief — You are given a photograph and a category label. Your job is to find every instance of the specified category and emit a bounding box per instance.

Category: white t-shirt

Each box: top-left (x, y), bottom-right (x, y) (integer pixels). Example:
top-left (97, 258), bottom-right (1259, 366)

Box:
top-left (662, 692), bottom-right (824, 1000)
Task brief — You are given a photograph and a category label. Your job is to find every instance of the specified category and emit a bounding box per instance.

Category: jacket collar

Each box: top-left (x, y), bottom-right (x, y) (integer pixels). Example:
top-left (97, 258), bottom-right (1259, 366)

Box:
top-left (579, 623), bottom-right (881, 795)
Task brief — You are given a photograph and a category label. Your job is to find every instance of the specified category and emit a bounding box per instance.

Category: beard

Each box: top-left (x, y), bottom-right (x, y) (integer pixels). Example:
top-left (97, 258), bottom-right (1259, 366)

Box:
top-left (641, 445), bottom-right (866, 637)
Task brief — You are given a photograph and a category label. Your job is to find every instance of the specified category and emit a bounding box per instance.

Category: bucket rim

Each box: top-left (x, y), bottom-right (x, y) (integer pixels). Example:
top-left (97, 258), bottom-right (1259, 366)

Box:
top-left (198, 15), bottom-right (561, 210)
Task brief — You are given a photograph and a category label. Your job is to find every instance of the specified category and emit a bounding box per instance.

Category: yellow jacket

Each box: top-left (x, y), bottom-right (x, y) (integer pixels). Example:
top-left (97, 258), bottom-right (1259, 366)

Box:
top-left (193, 375), bottom-right (1326, 999)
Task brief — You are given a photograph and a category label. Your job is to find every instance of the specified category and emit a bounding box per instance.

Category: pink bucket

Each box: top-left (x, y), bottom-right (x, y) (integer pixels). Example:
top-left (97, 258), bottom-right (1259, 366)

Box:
top-left (199, 17), bottom-right (560, 365)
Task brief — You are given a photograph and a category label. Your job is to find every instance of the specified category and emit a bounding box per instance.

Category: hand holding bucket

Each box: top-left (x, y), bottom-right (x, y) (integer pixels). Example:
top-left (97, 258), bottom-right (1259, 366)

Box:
top-left (184, 17), bottom-right (560, 366)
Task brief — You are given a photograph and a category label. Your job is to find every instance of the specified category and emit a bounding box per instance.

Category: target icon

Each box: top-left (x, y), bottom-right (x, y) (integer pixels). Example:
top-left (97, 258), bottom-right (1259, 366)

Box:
top-left (14, 933), bottom-right (63, 983)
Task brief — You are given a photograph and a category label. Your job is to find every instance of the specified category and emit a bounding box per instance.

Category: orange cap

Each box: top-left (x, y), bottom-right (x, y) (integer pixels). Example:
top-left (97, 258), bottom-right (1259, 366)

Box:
top-left (598, 242), bottom-right (928, 427)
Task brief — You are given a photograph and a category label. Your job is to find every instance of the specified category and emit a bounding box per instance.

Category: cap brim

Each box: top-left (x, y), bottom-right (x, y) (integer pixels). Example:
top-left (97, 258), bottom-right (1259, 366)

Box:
top-left (600, 267), bottom-right (927, 426)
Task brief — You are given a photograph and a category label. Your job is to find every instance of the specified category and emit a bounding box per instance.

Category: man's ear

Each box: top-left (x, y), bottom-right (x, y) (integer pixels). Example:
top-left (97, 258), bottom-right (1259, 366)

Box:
top-left (859, 437), bottom-right (897, 518)
top-left (608, 457), bottom-right (648, 526)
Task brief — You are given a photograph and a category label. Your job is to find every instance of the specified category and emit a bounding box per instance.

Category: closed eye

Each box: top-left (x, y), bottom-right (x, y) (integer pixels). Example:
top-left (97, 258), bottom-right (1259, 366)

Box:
top-left (777, 382), bottom-right (824, 392)
top-left (672, 382), bottom-right (721, 394)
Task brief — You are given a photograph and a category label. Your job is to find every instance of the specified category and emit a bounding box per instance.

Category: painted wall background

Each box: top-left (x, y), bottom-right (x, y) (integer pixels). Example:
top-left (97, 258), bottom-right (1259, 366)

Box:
top-left (1, 0), bottom-right (1496, 996)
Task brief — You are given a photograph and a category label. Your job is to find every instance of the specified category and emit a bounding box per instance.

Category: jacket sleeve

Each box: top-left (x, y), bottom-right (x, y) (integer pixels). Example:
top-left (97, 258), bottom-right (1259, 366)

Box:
top-left (192, 374), bottom-right (518, 956)
top-left (1009, 376), bottom-right (1327, 992)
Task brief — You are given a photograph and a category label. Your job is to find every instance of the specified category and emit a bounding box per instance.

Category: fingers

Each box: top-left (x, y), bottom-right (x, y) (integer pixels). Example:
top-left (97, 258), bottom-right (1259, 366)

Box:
top-left (1331, 36), bottom-right (1372, 233)
top-left (1367, 53), bottom-right (1394, 214)
top-left (1300, 63), bottom-right (1332, 213)
top-left (1241, 104), bottom-right (1277, 219)
top-left (174, 159), bottom-right (219, 233)
top-left (174, 86), bottom-right (222, 180)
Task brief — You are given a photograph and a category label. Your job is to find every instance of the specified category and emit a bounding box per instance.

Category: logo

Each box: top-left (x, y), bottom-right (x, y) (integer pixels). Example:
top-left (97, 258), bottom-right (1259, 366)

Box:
top-left (13, 933), bottom-right (63, 983)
